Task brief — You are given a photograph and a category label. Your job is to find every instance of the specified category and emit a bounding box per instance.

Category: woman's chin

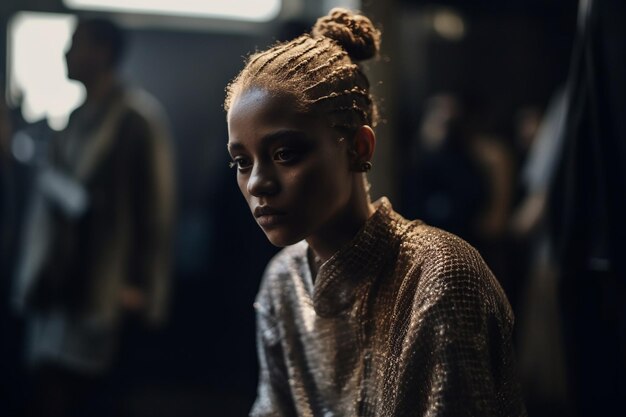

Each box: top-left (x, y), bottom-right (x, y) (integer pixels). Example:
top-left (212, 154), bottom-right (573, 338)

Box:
top-left (263, 229), bottom-right (303, 248)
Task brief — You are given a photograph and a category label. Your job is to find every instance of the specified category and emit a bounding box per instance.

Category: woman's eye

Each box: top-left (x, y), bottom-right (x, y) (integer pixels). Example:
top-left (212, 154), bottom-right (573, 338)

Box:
top-left (229, 157), bottom-right (252, 171)
top-left (274, 148), bottom-right (298, 163)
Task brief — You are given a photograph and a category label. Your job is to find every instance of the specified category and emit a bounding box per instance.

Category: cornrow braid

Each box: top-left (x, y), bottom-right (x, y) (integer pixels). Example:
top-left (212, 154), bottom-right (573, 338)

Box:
top-left (330, 104), bottom-right (370, 124)
top-left (302, 64), bottom-right (359, 94)
top-left (282, 37), bottom-right (326, 75)
top-left (252, 36), bottom-right (309, 77)
top-left (309, 87), bottom-right (371, 105)
top-left (285, 41), bottom-right (335, 78)
top-left (244, 39), bottom-right (292, 69)
top-left (225, 7), bottom-right (381, 131)
top-left (307, 50), bottom-right (349, 74)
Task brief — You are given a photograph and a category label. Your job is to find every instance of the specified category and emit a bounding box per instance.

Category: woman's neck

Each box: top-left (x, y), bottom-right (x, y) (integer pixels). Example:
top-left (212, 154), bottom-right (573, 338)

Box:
top-left (306, 176), bottom-right (375, 265)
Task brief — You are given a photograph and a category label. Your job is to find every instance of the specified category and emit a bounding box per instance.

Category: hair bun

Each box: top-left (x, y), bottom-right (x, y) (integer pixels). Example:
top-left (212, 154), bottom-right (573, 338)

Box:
top-left (312, 8), bottom-right (381, 61)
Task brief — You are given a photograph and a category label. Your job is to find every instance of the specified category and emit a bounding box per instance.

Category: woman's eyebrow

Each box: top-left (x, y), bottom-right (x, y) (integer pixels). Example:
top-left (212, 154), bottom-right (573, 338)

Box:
top-left (261, 129), bottom-right (308, 146)
top-left (228, 129), bottom-right (309, 152)
top-left (227, 142), bottom-right (244, 152)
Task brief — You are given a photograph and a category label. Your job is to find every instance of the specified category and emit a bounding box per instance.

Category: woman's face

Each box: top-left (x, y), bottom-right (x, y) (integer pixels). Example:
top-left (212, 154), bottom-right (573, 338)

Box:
top-left (227, 88), bottom-right (354, 247)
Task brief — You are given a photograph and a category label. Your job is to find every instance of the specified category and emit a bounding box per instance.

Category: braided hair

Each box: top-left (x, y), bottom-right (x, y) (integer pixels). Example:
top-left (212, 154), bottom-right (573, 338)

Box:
top-left (225, 8), bottom-right (381, 133)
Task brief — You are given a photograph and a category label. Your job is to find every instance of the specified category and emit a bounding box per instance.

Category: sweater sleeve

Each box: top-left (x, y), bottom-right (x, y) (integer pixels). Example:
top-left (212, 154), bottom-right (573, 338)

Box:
top-left (397, 242), bottom-right (525, 417)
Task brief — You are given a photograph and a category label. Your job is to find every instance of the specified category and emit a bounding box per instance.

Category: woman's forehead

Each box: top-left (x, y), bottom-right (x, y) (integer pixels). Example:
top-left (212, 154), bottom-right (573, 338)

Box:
top-left (228, 88), bottom-right (310, 129)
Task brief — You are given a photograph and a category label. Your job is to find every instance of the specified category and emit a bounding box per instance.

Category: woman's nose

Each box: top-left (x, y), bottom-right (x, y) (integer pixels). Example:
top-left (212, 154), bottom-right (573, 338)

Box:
top-left (247, 163), bottom-right (280, 197)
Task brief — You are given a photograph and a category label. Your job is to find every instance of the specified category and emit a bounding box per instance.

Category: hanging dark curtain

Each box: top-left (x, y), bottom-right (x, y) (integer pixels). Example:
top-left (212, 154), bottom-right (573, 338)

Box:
top-left (549, 0), bottom-right (626, 415)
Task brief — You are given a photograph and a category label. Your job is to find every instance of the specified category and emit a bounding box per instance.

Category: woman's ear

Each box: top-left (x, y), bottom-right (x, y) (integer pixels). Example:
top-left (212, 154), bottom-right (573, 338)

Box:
top-left (349, 125), bottom-right (376, 170)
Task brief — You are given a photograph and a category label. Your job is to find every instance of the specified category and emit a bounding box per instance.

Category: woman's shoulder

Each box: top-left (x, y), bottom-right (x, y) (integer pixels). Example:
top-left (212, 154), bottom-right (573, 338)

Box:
top-left (398, 221), bottom-right (512, 320)
top-left (399, 220), bottom-right (483, 270)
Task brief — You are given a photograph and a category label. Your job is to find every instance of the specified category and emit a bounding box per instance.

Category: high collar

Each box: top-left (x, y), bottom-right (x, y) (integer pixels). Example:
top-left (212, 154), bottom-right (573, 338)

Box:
top-left (311, 197), bottom-right (407, 317)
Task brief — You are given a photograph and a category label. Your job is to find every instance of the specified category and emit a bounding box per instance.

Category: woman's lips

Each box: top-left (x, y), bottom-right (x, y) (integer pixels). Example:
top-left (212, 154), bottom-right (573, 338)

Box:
top-left (256, 213), bottom-right (287, 227)
top-left (254, 205), bottom-right (287, 227)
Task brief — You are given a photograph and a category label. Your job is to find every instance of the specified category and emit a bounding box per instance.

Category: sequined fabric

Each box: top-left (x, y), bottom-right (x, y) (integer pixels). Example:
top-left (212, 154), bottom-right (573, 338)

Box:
top-left (251, 198), bottom-right (526, 417)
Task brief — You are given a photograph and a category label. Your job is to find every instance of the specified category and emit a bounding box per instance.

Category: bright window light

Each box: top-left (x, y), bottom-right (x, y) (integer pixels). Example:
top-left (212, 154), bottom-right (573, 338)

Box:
top-left (64, 0), bottom-right (282, 22)
top-left (8, 12), bottom-right (84, 130)
top-left (322, 0), bottom-right (362, 14)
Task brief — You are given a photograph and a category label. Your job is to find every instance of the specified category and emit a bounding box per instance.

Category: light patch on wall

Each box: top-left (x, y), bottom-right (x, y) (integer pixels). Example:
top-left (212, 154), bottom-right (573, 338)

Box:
top-left (433, 9), bottom-right (466, 41)
top-left (8, 12), bottom-right (85, 130)
top-left (64, 0), bottom-right (282, 22)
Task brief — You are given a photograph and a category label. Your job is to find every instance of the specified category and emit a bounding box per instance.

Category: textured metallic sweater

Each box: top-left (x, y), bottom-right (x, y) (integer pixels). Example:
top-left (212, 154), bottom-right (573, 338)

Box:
top-left (251, 198), bottom-right (526, 417)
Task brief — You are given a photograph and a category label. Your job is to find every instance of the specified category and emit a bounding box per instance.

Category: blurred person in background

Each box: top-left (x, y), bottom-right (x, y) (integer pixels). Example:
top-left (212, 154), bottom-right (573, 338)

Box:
top-left (510, 88), bottom-right (569, 417)
top-left (403, 93), bottom-right (488, 245)
top-left (511, 106), bottom-right (542, 178)
top-left (12, 17), bottom-right (175, 417)
top-left (403, 94), bottom-right (515, 286)
top-left (468, 108), bottom-right (516, 307)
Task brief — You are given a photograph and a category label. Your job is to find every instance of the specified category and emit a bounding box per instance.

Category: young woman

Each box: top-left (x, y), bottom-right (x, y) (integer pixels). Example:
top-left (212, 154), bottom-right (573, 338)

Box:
top-left (225, 8), bottom-right (526, 417)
